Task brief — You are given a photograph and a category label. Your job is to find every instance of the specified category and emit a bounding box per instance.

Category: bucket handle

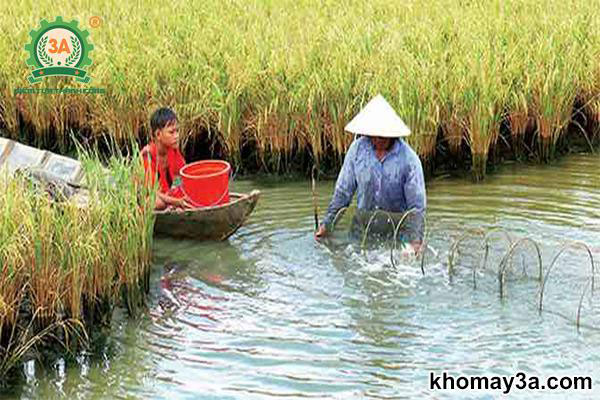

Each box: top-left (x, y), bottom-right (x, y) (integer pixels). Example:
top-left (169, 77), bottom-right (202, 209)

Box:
top-left (181, 163), bottom-right (233, 208)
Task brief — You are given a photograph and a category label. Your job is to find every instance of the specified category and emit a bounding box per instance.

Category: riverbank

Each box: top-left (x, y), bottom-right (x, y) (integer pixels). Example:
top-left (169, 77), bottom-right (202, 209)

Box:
top-left (0, 149), bottom-right (154, 384)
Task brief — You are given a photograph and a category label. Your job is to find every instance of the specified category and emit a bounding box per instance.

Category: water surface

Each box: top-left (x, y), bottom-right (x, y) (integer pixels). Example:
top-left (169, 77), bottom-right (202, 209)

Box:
top-left (7, 153), bottom-right (600, 399)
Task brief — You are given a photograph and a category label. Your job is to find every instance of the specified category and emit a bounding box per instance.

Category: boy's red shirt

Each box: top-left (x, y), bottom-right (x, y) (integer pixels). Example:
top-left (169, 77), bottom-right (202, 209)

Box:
top-left (141, 143), bottom-right (185, 198)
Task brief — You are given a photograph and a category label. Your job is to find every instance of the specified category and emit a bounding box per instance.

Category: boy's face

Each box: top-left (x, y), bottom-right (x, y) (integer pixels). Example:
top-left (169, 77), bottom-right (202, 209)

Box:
top-left (156, 121), bottom-right (178, 149)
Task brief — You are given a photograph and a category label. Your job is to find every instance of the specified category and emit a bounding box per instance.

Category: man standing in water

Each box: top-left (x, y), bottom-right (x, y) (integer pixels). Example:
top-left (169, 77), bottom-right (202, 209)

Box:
top-left (315, 94), bottom-right (426, 254)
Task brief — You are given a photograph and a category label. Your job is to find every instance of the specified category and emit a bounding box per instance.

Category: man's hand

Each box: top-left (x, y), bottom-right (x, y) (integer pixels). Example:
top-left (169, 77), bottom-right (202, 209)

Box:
top-left (315, 224), bottom-right (328, 240)
top-left (410, 240), bottom-right (423, 256)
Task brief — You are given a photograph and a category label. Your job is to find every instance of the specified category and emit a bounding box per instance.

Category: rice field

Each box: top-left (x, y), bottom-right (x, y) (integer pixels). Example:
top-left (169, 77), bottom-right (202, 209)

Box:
top-left (0, 148), bottom-right (154, 381)
top-left (1, 0), bottom-right (599, 178)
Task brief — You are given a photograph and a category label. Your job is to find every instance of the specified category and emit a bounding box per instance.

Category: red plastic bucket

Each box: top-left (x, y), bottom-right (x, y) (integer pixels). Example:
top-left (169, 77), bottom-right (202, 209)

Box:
top-left (180, 160), bottom-right (230, 207)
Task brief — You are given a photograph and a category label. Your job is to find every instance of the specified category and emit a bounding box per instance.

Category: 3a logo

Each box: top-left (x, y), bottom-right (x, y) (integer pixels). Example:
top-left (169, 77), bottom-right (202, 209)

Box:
top-left (24, 16), bottom-right (94, 84)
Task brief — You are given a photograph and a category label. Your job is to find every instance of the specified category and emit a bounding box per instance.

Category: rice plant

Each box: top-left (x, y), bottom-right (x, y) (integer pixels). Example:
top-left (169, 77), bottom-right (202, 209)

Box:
top-left (1, 0), bottom-right (598, 178)
top-left (0, 143), bottom-right (154, 382)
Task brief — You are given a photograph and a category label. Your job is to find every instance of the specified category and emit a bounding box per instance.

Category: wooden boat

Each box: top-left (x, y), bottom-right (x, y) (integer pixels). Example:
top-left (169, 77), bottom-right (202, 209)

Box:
top-left (0, 137), bottom-right (260, 241)
top-left (153, 190), bottom-right (260, 241)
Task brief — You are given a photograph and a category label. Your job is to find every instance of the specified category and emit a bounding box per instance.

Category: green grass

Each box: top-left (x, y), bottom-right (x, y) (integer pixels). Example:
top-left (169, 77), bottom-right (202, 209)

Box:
top-left (1, 0), bottom-right (599, 178)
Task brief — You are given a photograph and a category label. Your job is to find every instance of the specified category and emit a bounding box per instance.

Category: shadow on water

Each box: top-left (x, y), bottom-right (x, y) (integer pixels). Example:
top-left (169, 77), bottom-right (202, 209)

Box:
top-left (152, 237), bottom-right (264, 297)
top-left (0, 310), bottom-right (159, 399)
top-left (0, 238), bottom-right (265, 399)
top-left (149, 237), bottom-right (267, 340)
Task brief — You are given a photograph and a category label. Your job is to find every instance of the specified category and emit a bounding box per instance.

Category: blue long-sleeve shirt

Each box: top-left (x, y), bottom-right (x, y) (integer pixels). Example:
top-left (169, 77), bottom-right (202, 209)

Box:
top-left (322, 136), bottom-right (426, 240)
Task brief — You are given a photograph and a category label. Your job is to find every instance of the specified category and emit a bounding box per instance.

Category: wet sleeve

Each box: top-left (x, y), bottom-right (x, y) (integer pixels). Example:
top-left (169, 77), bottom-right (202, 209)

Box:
top-left (322, 141), bottom-right (358, 229)
top-left (403, 157), bottom-right (426, 241)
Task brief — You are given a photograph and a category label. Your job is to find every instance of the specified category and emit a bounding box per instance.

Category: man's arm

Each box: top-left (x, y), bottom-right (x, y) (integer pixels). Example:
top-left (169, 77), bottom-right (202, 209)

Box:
top-left (316, 141), bottom-right (359, 237)
top-left (403, 157), bottom-right (426, 250)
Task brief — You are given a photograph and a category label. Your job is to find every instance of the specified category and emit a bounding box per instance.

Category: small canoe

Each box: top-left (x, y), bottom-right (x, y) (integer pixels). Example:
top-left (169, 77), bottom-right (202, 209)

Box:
top-left (153, 190), bottom-right (260, 241)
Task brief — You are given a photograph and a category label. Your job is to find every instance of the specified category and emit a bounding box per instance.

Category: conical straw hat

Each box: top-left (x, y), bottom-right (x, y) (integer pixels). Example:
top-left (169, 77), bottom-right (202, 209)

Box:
top-left (344, 94), bottom-right (411, 137)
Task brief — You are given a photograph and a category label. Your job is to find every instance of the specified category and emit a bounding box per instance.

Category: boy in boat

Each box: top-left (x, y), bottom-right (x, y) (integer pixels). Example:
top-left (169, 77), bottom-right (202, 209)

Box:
top-left (142, 107), bottom-right (192, 210)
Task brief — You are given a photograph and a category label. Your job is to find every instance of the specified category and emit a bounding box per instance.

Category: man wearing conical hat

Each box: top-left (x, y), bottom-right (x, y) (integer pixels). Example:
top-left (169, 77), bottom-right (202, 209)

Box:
top-left (315, 94), bottom-right (426, 254)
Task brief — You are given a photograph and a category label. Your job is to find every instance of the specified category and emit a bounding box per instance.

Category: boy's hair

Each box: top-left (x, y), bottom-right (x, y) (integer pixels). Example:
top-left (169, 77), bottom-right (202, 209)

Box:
top-left (150, 107), bottom-right (177, 135)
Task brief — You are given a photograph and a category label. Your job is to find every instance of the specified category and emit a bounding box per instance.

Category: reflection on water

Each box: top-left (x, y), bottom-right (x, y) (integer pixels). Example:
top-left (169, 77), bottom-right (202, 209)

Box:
top-left (3, 153), bottom-right (600, 399)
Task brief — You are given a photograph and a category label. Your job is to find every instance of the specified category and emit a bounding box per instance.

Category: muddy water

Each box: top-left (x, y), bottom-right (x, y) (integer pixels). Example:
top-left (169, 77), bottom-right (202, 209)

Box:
top-left (5, 153), bottom-right (600, 399)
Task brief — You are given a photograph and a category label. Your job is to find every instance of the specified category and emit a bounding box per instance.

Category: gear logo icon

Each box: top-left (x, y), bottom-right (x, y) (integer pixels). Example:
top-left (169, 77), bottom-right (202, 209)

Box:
top-left (24, 16), bottom-right (94, 84)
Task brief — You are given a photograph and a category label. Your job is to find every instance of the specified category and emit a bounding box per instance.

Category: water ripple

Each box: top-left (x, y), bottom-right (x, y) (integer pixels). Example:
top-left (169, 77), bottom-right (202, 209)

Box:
top-left (11, 153), bottom-right (600, 399)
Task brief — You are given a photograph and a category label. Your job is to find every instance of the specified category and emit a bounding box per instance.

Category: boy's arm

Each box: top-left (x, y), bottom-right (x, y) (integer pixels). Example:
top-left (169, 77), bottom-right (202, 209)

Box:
top-left (156, 191), bottom-right (191, 209)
